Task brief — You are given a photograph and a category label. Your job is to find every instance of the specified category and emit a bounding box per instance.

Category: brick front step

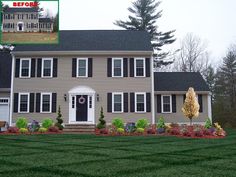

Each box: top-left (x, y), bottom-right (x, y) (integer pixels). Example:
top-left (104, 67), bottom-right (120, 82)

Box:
top-left (63, 124), bottom-right (95, 134)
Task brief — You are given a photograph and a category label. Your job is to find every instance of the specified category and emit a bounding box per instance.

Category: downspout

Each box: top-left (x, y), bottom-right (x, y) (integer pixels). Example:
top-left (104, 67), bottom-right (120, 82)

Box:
top-left (151, 55), bottom-right (155, 124)
top-left (9, 52), bottom-right (15, 126)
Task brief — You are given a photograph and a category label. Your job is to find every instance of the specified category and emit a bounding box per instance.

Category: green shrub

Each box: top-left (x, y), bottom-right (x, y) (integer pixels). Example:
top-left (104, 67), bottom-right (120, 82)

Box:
top-left (16, 117), bottom-right (28, 129)
top-left (55, 106), bottom-right (64, 130)
top-left (136, 128), bottom-right (145, 133)
top-left (157, 116), bottom-right (165, 128)
top-left (42, 118), bottom-right (54, 129)
top-left (204, 118), bottom-right (212, 129)
top-left (19, 128), bottom-right (28, 134)
top-left (39, 127), bottom-right (47, 133)
top-left (112, 118), bottom-right (124, 128)
top-left (117, 128), bottom-right (125, 134)
top-left (97, 107), bottom-right (106, 129)
top-left (136, 119), bottom-right (148, 129)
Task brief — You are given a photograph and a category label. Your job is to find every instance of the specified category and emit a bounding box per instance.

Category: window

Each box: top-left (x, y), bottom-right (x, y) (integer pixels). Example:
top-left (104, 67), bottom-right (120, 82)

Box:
top-left (135, 58), bottom-right (145, 77)
top-left (20, 59), bottom-right (31, 78)
top-left (41, 93), bottom-right (52, 113)
top-left (72, 96), bottom-right (75, 108)
top-left (89, 96), bottom-right (92, 108)
top-left (161, 95), bottom-right (172, 113)
top-left (18, 93), bottom-right (29, 113)
top-left (42, 58), bottom-right (53, 77)
top-left (135, 93), bottom-right (146, 112)
top-left (112, 58), bottom-right (123, 77)
top-left (112, 93), bottom-right (123, 113)
top-left (77, 58), bottom-right (88, 77)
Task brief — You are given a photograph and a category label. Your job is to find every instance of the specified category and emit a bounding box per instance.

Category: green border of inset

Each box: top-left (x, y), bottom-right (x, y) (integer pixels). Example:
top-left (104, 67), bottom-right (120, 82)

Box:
top-left (0, 0), bottom-right (59, 45)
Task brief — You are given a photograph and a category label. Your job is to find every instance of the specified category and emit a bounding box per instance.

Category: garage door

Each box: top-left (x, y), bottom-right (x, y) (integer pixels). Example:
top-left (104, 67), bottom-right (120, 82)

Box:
top-left (0, 98), bottom-right (9, 122)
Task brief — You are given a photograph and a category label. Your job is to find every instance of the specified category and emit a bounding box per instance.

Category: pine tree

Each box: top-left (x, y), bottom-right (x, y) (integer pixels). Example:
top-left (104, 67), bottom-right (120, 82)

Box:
top-left (114, 0), bottom-right (176, 67)
top-left (182, 87), bottom-right (200, 125)
top-left (55, 105), bottom-right (63, 130)
top-left (97, 107), bottom-right (106, 129)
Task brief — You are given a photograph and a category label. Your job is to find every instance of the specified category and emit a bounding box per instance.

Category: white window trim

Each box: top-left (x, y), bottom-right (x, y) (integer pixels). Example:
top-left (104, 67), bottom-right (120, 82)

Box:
top-left (112, 58), bottom-right (123, 77)
top-left (18, 93), bottom-right (30, 113)
top-left (42, 58), bottom-right (53, 78)
top-left (40, 92), bottom-right (52, 113)
top-left (20, 58), bottom-right (31, 78)
top-left (161, 95), bottom-right (172, 113)
top-left (135, 92), bottom-right (146, 113)
top-left (77, 58), bottom-right (88, 77)
top-left (112, 92), bottom-right (124, 113)
top-left (134, 58), bottom-right (146, 77)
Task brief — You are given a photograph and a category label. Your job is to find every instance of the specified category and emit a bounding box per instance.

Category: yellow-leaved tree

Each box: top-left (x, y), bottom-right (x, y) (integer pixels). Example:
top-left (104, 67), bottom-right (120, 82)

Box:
top-left (182, 87), bottom-right (200, 125)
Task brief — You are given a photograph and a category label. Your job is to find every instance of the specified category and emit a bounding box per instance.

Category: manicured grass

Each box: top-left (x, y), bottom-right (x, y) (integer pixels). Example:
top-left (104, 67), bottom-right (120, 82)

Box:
top-left (0, 129), bottom-right (236, 177)
top-left (1, 32), bottom-right (58, 44)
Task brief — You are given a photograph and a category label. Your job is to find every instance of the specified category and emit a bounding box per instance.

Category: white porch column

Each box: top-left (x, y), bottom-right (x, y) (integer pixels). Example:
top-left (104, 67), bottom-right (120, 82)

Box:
top-left (9, 53), bottom-right (15, 126)
top-left (151, 56), bottom-right (155, 124)
top-left (207, 93), bottom-right (212, 123)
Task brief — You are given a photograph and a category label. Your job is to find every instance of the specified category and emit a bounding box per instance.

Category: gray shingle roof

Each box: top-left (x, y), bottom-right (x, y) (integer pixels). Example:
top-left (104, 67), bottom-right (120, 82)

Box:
top-left (0, 52), bottom-right (12, 89)
top-left (4, 8), bottom-right (38, 13)
top-left (14, 30), bottom-right (153, 52)
top-left (39, 18), bottom-right (52, 23)
top-left (154, 72), bottom-right (210, 92)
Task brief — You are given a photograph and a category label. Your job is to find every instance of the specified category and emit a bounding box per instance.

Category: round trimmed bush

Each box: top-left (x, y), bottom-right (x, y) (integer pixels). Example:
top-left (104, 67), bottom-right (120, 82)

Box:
top-left (136, 119), bottom-right (148, 129)
top-left (19, 128), bottom-right (28, 134)
top-left (39, 127), bottom-right (47, 133)
top-left (42, 118), bottom-right (54, 129)
top-left (112, 118), bottom-right (124, 129)
top-left (136, 128), bottom-right (145, 133)
top-left (117, 128), bottom-right (125, 134)
top-left (16, 117), bottom-right (28, 129)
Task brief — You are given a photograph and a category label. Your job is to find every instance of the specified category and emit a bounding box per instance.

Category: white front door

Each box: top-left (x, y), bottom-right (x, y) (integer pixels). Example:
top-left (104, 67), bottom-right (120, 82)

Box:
top-left (0, 98), bottom-right (9, 122)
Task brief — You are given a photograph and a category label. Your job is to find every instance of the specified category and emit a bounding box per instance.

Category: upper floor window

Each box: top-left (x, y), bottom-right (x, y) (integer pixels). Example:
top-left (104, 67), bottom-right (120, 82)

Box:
top-left (41, 93), bottom-right (52, 113)
top-left (42, 58), bottom-right (53, 77)
top-left (112, 92), bottom-right (123, 113)
top-left (20, 58), bottom-right (31, 78)
top-left (112, 58), bottom-right (123, 77)
top-left (77, 58), bottom-right (88, 77)
top-left (18, 93), bottom-right (29, 113)
top-left (135, 93), bottom-right (146, 113)
top-left (135, 58), bottom-right (145, 77)
top-left (161, 95), bottom-right (172, 113)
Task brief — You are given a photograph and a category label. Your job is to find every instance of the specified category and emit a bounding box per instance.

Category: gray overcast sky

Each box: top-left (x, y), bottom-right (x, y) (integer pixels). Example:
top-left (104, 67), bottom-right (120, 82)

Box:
top-left (60, 0), bottom-right (236, 63)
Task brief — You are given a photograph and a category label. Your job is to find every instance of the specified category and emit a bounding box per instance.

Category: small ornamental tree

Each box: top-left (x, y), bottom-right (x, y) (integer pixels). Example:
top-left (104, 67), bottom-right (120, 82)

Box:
top-left (55, 106), bottom-right (63, 130)
top-left (182, 87), bottom-right (200, 125)
top-left (97, 107), bottom-right (106, 129)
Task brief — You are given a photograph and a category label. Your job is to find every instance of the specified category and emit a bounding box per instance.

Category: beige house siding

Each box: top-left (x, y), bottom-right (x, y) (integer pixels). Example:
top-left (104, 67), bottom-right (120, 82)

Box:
top-left (12, 55), bottom-right (152, 124)
top-left (154, 94), bottom-right (209, 124)
top-left (0, 92), bottom-right (10, 97)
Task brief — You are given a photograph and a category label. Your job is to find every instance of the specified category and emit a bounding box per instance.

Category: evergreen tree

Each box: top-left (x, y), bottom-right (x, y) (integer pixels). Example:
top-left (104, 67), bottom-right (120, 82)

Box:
top-left (114, 0), bottom-right (176, 67)
top-left (52, 12), bottom-right (59, 32)
top-left (55, 105), bottom-right (63, 130)
top-left (97, 107), bottom-right (106, 129)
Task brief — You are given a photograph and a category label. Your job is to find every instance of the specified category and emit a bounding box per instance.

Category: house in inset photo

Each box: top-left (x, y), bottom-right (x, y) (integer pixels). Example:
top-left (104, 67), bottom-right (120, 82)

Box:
top-left (2, 8), bottom-right (53, 33)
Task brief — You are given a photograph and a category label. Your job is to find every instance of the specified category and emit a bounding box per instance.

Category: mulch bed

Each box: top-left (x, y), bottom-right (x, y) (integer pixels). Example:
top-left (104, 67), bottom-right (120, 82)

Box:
top-left (0, 131), bottom-right (63, 135)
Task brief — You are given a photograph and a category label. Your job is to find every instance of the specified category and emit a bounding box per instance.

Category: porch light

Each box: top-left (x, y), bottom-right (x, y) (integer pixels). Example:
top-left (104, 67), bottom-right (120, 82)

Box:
top-left (96, 94), bottom-right (100, 102)
top-left (64, 94), bottom-right (67, 102)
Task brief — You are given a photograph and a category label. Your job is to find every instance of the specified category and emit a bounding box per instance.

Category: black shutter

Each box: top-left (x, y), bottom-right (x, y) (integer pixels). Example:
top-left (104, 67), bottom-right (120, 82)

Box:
top-left (36, 93), bottom-right (41, 112)
top-left (130, 93), bottom-right (135, 112)
top-left (30, 93), bottom-right (35, 113)
top-left (172, 95), bottom-right (176, 113)
top-left (88, 58), bottom-right (93, 77)
top-left (37, 58), bottom-right (42, 77)
top-left (15, 59), bottom-right (20, 78)
top-left (146, 92), bottom-right (151, 112)
top-left (145, 58), bottom-right (150, 77)
top-left (72, 58), bottom-right (76, 77)
top-left (130, 58), bottom-right (134, 77)
top-left (183, 94), bottom-right (186, 103)
top-left (13, 93), bottom-right (19, 113)
top-left (124, 93), bottom-right (128, 112)
top-left (198, 94), bottom-right (203, 112)
top-left (107, 93), bottom-right (112, 112)
top-left (107, 58), bottom-right (112, 77)
top-left (53, 58), bottom-right (58, 77)
top-left (157, 94), bottom-right (161, 113)
top-left (52, 93), bottom-right (57, 113)
top-left (123, 58), bottom-right (128, 77)
top-left (31, 58), bottom-right (36, 77)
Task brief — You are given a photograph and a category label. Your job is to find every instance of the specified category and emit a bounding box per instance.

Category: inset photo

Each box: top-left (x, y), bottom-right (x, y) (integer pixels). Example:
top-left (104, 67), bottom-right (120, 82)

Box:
top-left (0, 0), bottom-right (59, 44)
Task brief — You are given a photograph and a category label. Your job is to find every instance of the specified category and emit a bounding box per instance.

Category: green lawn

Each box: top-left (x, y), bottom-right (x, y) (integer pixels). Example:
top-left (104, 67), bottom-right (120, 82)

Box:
top-left (0, 129), bottom-right (236, 177)
top-left (1, 32), bottom-right (58, 44)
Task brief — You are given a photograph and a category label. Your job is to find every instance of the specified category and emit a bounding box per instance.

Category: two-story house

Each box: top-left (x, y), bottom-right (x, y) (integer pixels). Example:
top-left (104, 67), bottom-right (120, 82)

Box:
top-left (2, 8), bottom-right (53, 32)
top-left (0, 30), bottom-right (211, 127)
